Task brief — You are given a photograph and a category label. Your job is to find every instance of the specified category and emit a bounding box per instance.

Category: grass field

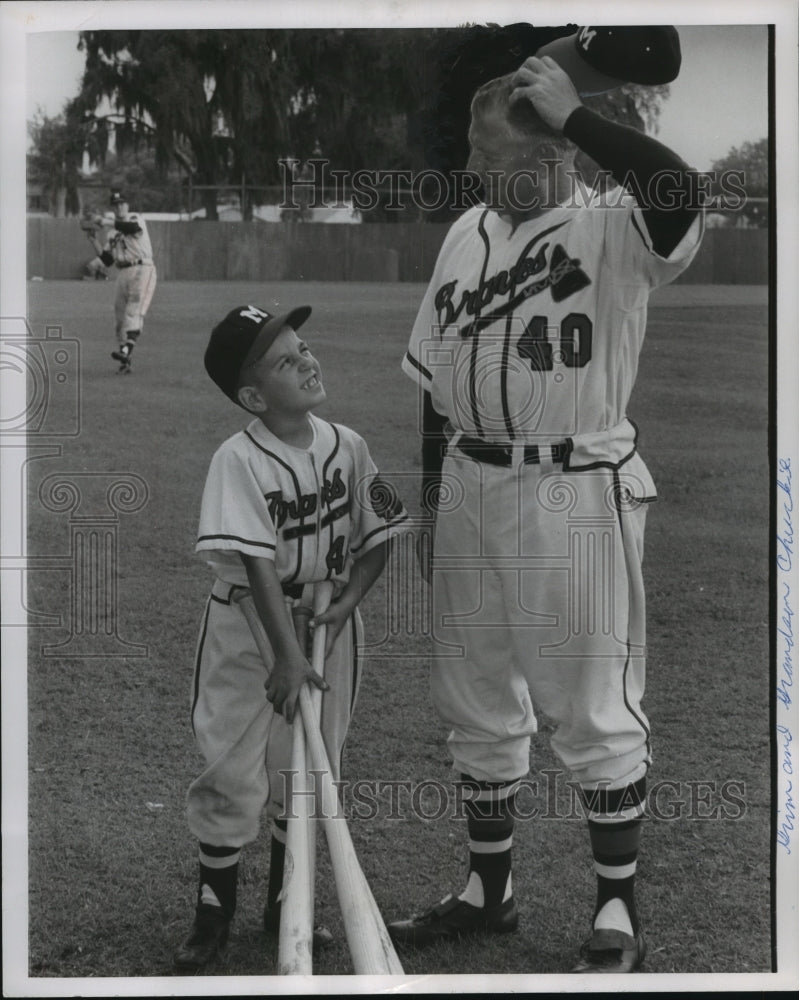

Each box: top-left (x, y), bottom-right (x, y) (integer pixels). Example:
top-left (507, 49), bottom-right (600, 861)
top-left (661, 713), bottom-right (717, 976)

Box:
top-left (18, 278), bottom-right (772, 986)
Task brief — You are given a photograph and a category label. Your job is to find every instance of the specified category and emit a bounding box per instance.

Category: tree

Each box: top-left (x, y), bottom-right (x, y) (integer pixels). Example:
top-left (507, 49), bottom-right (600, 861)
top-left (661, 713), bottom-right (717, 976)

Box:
top-left (282, 29), bottom-right (423, 169)
top-left (27, 98), bottom-right (104, 217)
top-left (73, 29), bottom-right (431, 222)
top-left (79, 146), bottom-right (188, 216)
top-left (278, 29), bottom-right (430, 221)
top-left (77, 30), bottom-right (299, 220)
top-left (64, 27), bottom-right (672, 225)
top-left (708, 138), bottom-right (769, 227)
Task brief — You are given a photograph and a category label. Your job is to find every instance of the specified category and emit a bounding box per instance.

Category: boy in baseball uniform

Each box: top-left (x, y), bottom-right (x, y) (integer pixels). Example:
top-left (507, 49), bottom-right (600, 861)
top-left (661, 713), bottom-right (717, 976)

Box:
top-left (173, 304), bottom-right (409, 972)
top-left (389, 45), bottom-right (702, 973)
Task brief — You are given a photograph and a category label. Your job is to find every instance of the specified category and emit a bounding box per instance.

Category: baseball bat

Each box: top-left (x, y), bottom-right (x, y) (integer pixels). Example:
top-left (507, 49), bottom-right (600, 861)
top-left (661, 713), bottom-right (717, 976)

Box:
top-left (234, 588), bottom-right (404, 976)
top-left (276, 597), bottom-right (318, 975)
top-left (309, 581), bottom-right (406, 972)
top-left (301, 580), bottom-right (329, 894)
top-left (309, 580), bottom-right (334, 719)
top-left (277, 698), bottom-right (314, 974)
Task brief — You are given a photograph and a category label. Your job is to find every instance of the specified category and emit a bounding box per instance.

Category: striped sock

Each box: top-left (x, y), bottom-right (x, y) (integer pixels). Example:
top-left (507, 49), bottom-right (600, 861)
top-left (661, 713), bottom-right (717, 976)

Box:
top-left (581, 777), bottom-right (646, 935)
top-left (457, 774), bottom-right (518, 909)
top-left (198, 842), bottom-right (241, 919)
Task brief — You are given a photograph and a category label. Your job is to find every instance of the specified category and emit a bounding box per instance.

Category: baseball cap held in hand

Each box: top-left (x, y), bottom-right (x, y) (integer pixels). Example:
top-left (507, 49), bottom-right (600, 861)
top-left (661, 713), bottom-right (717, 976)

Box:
top-left (205, 304), bottom-right (312, 402)
top-left (536, 25), bottom-right (681, 95)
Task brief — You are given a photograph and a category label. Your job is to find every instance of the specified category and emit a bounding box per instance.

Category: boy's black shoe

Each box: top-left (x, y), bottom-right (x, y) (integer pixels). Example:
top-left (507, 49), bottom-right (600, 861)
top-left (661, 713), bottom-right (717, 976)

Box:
top-left (173, 904), bottom-right (231, 974)
top-left (387, 894), bottom-right (518, 948)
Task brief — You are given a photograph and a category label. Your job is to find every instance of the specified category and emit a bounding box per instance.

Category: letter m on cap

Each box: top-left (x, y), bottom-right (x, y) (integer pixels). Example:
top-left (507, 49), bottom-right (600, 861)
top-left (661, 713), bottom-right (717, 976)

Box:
top-left (578, 26), bottom-right (597, 51)
top-left (240, 305), bottom-right (270, 323)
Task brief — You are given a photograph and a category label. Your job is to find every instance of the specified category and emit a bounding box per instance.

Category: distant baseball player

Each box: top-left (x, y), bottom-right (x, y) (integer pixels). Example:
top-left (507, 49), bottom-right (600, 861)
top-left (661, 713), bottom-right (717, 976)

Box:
top-left (389, 34), bottom-right (702, 973)
top-left (83, 190), bottom-right (157, 373)
top-left (173, 304), bottom-right (410, 973)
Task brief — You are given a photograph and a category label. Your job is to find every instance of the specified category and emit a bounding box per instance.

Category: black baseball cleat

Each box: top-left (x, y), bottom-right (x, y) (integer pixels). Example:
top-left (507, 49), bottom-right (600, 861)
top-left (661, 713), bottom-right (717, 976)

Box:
top-left (172, 904), bottom-right (231, 974)
top-left (263, 902), bottom-right (334, 950)
top-left (387, 894), bottom-right (518, 948)
top-left (112, 346), bottom-right (133, 374)
top-left (571, 927), bottom-right (647, 973)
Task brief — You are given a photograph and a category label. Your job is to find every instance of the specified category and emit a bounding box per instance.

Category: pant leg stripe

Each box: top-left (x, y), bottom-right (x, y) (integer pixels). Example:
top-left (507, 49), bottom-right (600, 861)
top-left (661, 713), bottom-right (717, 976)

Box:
top-left (190, 596), bottom-right (213, 737)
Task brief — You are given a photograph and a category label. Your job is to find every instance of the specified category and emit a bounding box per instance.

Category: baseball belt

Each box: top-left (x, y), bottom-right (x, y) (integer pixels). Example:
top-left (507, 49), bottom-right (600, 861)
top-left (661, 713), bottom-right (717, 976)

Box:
top-left (456, 434), bottom-right (570, 467)
top-left (117, 260), bottom-right (144, 268)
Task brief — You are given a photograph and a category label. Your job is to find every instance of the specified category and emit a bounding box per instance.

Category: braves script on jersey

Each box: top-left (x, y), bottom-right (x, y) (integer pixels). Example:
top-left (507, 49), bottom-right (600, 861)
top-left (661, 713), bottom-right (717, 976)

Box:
top-left (196, 413), bottom-right (409, 588)
top-left (403, 193), bottom-right (701, 456)
top-left (403, 192), bottom-right (702, 785)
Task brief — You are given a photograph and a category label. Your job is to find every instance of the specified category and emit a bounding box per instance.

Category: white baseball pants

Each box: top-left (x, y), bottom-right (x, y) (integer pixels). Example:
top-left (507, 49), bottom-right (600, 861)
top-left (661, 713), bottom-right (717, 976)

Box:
top-left (187, 580), bottom-right (363, 847)
top-left (430, 446), bottom-right (652, 788)
top-left (114, 262), bottom-right (157, 342)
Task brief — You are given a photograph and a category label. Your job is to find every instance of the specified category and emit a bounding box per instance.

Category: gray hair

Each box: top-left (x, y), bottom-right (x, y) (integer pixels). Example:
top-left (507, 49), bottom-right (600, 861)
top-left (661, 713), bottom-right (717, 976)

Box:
top-left (470, 73), bottom-right (576, 158)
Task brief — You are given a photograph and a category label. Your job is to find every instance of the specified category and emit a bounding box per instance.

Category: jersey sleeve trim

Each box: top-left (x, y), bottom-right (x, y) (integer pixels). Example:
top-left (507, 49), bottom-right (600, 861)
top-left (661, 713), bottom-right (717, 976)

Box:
top-left (197, 533), bottom-right (276, 552)
top-left (349, 512), bottom-right (411, 556)
top-left (631, 204), bottom-right (704, 265)
top-left (402, 350), bottom-right (433, 388)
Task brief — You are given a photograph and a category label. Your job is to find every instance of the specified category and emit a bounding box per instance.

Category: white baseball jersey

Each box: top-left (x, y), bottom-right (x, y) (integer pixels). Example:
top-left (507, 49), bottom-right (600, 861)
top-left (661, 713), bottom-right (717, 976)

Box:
top-left (404, 194), bottom-right (703, 786)
top-left (196, 413), bottom-right (410, 588)
top-left (403, 194), bottom-right (703, 447)
top-left (188, 414), bottom-right (409, 843)
top-left (105, 212), bottom-right (154, 266)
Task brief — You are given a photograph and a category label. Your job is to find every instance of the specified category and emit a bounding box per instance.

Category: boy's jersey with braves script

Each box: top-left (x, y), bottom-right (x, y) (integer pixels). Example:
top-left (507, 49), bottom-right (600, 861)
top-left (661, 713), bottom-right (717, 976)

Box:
top-left (402, 193), bottom-right (703, 444)
top-left (196, 414), bottom-right (410, 587)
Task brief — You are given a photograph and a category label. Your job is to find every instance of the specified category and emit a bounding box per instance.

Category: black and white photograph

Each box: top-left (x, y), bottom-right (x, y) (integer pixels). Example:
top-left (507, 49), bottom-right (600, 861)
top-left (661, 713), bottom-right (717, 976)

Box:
top-left (1, 0), bottom-right (797, 994)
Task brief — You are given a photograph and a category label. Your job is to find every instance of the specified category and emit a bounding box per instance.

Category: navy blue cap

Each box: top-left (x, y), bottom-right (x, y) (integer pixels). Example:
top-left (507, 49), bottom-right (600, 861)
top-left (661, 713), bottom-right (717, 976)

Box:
top-left (536, 25), bottom-right (682, 95)
top-left (204, 304), bottom-right (312, 402)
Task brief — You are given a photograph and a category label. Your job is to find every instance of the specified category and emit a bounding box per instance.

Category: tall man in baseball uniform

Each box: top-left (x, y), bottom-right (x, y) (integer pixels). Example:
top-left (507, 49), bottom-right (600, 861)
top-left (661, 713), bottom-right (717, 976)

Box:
top-left (389, 29), bottom-right (702, 973)
top-left (85, 190), bottom-right (157, 373)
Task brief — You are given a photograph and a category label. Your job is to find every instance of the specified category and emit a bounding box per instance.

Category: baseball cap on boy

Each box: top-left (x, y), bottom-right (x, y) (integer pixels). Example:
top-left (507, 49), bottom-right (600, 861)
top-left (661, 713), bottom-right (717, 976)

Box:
top-left (110, 190), bottom-right (127, 205)
top-left (204, 304), bottom-right (312, 402)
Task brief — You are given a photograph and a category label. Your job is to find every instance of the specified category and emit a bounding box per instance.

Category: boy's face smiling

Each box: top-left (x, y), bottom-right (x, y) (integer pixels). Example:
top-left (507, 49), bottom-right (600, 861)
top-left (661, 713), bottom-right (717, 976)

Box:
top-left (237, 325), bottom-right (326, 416)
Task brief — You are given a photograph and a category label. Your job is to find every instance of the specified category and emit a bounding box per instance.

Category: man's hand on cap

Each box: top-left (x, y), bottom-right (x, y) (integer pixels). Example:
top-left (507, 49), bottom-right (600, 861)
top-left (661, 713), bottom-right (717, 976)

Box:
top-left (510, 56), bottom-right (582, 133)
